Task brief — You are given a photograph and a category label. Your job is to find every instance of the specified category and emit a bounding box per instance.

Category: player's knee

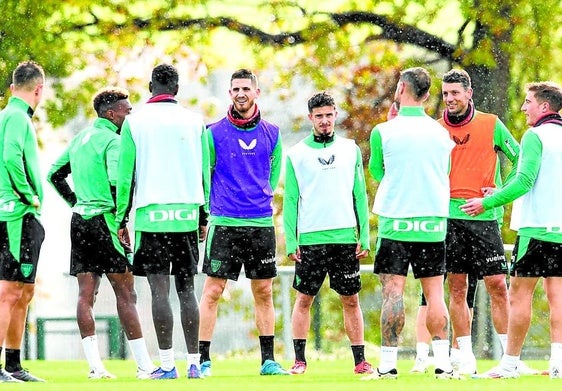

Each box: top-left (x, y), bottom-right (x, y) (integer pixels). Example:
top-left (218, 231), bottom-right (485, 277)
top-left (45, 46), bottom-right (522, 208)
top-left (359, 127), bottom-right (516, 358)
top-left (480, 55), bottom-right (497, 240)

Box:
top-left (202, 284), bottom-right (225, 303)
top-left (485, 276), bottom-right (508, 297)
top-left (340, 294), bottom-right (360, 308)
top-left (0, 287), bottom-right (24, 307)
top-left (294, 293), bottom-right (314, 309)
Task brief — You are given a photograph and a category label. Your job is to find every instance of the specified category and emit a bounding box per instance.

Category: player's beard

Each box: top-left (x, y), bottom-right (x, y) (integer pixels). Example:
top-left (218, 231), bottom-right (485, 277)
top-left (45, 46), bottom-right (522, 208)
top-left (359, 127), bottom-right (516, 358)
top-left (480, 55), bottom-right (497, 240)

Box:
top-left (233, 98), bottom-right (255, 117)
top-left (447, 101), bottom-right (469, 116)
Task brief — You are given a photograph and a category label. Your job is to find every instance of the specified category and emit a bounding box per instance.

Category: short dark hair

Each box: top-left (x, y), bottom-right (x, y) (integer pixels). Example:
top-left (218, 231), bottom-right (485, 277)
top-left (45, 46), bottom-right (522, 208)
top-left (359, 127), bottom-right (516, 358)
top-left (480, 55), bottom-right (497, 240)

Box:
top-left (307, 92), bottom-right (335, 113)
top-left (400, 67), bottom-right (431, 100)
top-left (442, 69), bottom-right (471, 90)
top-left (526, 81), bottom-right (562, 112)
top-left (151, 63), bottom-right (179, 91)
top-left (231, 69), bottom-right (258, 88)
top-left (93, 87), bottom-right (129, 116)
top-left (12, 61), bottom-right (45, 90)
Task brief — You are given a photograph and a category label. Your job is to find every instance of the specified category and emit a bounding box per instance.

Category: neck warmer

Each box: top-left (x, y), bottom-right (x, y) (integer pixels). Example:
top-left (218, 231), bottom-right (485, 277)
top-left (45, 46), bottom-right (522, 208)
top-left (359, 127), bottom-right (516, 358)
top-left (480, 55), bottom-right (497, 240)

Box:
top-left (534, 112), bottom-right (562, 127)
top-left (443, 101), bottom-right (475, 127)
top-left (147, 94), bottom-right (177, 104)
top-left (227, 104), bottom-right (261, 129)
top-left (313, 132), bottom-right (335, 146)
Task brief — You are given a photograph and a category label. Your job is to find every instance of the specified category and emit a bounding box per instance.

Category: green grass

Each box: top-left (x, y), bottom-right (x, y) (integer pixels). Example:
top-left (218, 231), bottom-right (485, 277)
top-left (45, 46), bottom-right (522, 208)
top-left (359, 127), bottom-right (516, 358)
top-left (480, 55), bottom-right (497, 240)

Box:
top-left (5, 359), bottom-right (558, 390)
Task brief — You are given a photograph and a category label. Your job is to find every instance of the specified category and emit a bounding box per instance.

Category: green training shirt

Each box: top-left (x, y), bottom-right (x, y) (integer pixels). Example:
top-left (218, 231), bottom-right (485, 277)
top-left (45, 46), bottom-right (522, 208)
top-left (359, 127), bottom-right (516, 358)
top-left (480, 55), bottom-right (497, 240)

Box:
top-left (482, 129), bottom-right (562, 243)
top-left (0, 96), bottom-right (43, 221)
top-left (48, 118), bottom-right (120, 218)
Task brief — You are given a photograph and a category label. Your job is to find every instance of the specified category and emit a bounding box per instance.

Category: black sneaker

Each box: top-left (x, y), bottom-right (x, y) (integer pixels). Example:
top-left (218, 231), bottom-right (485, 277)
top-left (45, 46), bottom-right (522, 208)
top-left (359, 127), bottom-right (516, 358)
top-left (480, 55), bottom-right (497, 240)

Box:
top-left (8, 368), bottom-right (46, 382)
top-left (0, 367), bottom-right (22, 383)
top-left (435, 368), bottom-right (462, 379)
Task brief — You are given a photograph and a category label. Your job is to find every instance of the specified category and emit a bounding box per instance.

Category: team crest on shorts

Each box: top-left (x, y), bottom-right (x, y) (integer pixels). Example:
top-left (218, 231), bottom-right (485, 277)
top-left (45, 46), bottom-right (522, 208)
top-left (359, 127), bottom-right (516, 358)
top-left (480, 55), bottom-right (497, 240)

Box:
top-left (20, 263), bottom-right (33, 278)
top-left (211, 259), bottom-right (221, 273)
top-left (295, 275), bottom-right (301, 286)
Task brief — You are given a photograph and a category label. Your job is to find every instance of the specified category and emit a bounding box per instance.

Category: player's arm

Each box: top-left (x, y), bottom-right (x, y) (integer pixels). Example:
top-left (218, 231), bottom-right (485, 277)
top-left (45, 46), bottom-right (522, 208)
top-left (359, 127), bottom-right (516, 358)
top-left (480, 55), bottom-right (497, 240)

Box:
top-left (282, 155), bottom-right (300, 258)
top-left (368, 127), bottom-right (384, 182)
top-left (199, 125), bottom-right (211, 241)
top-left (115, 119), bottom-right (136, 228)
top-left (484, 130), bottom-right (540, 209)
top-left (463, 130), bottom-right (540, 214)
top-left (352, 145), bottom-right (370, 254)
top-left (106, 136), bottom-right (120, 204)
top-left (47, 147), bottom-right (76, 207)
top-left (269, 131), bottom-right (283, 191)
top-left (201, 125), bottom-right (211, 213)
top-left (3, 115), bottom-right (38, 205)
top-left (493, 118), bottom-right (520, 184)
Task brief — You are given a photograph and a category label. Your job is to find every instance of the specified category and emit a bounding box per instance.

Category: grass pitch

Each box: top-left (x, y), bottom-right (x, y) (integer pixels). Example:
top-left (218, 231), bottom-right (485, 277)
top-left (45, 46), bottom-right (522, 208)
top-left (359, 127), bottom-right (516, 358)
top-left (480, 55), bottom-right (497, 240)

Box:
top-left (6, 358), bottom-right (558, 390)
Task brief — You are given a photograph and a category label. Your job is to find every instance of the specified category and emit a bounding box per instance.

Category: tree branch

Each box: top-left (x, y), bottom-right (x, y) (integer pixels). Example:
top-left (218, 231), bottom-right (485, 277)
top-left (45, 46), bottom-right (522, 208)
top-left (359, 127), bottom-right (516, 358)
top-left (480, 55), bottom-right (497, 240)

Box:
top-left (72, 10), bottom-right (461, 61)
top-left (329, 12), bottom-right (460, 61)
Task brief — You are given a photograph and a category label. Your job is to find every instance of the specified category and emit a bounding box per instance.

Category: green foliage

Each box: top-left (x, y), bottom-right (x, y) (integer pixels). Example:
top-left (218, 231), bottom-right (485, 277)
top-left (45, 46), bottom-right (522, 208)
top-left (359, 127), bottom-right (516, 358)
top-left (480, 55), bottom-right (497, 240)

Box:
top-left (3, 0), bottom-right (562, 125)
top-left (0, 0), bottom-right (73, 98)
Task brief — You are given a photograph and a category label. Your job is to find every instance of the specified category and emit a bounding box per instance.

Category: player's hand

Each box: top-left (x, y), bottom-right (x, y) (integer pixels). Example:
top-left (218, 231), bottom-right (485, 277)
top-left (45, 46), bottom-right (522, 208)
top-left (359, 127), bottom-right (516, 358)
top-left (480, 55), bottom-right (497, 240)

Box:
top-left (387, 102), bottom-right (399, 120)
top-left (460, 198), bottom-right (485, 217)
top-left (198, 224), bottom-right (208, 242)
top-left (288, 248), bottom-right (301, 263)
top-left (32, 195), bottom-right (40, 209)
top-left (118, 227), bottom-right (132, 251)
top-left (481, 187), bottom-right (496, 196)
top-left (355, 243), bottom-right (369, 259)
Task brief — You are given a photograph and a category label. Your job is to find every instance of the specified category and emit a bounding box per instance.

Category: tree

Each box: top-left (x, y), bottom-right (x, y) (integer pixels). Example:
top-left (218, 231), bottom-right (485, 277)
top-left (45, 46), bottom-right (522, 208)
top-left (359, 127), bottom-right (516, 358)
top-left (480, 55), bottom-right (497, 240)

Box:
top-left (3, 1), bottom-right (561, 132)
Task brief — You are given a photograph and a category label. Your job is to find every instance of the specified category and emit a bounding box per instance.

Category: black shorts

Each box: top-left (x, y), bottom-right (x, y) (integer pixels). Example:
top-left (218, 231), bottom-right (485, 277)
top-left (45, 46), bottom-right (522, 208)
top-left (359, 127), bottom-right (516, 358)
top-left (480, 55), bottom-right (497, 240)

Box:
top-left (133, 231), bottom-right (199, 277)
top-left (374, 238), bottom-right (445, 279)
top-left (294, 244), bottom-right (361, 296)
top-left (446, 219), bottom-right (508, 277)
top-left (0, 214), bottom-right (45, 284)
top-left (203, 225), bottom-right (277, 281)
top-left (70, 213), bottom-right (129, 276)
top-left (419, 273), bottom-right (478, 307)
top-left (510, 236), bottom-right (562, 278)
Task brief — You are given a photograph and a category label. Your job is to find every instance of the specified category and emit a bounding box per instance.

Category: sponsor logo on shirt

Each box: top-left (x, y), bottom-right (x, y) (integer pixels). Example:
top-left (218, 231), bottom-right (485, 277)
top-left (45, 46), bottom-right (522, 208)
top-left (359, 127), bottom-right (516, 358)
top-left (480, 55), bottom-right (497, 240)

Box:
top-left (148, 209), bottom-right (197, 222)
top-left (238, 139), bottom-right (257, 156)
top-left (392, 220), bottom-right (446, 233)
top-left (73, 206), bottom-right (103, 215)
top-left (0, 200), bottom-right (15, 213)
top-left (452, 134), bottom-right (470, 145)
top-left (318, 154), bottom-right (335, 169)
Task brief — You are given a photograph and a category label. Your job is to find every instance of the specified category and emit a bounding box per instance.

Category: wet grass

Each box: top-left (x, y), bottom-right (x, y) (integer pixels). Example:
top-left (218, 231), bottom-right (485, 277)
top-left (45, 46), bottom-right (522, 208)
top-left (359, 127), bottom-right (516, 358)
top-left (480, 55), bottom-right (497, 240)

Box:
top-left (7, 358), bottom-right (558, 390)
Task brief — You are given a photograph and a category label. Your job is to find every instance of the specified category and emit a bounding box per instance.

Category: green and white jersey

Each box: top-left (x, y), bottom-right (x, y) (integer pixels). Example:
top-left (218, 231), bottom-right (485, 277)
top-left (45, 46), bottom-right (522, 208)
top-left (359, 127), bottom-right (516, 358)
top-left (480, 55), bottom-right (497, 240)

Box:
top-left (0, 97), bottom-right (43, 221)
top-left (48, 118), bottom-right (120, 219)
top-left (283, 132), bottom-right (370, 255)
top-left (116, 101), bottom-right (210, 233)
top-left (369, 106), bottom-right (453, 242)
top-left (483, 123), bottom-right (562, 243)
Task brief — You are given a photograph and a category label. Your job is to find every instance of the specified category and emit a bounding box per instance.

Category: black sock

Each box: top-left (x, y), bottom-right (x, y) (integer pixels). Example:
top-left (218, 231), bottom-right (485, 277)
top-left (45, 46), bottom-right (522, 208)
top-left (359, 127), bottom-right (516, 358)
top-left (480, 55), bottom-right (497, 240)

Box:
top-left (5, 349), bottom-right (22, 372)
top-left (351, 345), bottom-right (365, 366)
top-left (199, 341), bottom-right (211, 363)
top-left (259, 335), bottom-right (275, 364)
top-left (293, 339), bottom-right (307, 363)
